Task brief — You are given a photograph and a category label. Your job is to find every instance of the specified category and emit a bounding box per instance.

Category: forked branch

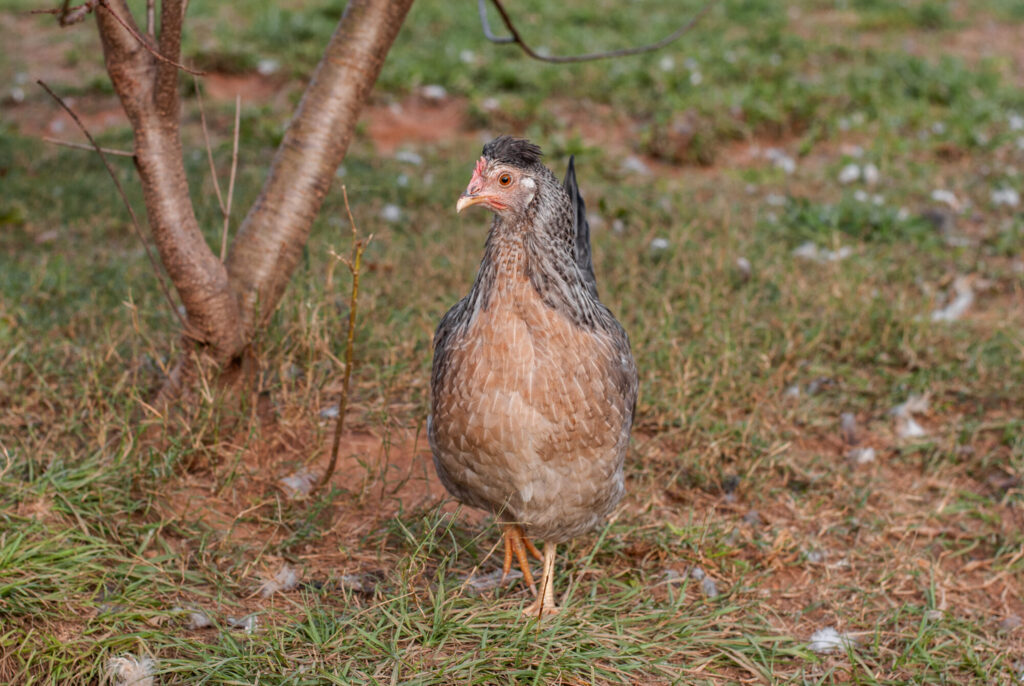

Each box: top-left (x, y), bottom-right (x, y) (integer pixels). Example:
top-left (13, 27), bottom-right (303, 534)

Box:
top-left (480, 0), bottom-right (719, 63)
top-left (95, 0), bottom-right (245, 360)
top-left (225, 0), bottom-right (414, 336)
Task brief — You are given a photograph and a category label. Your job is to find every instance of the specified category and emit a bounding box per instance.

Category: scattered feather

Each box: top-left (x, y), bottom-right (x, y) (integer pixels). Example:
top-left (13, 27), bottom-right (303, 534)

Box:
top-left (784, 384), bottom-right (801, 398)
top-left (743, 510), bottom-right (762, 526)
top-left (838, 163), bottom-right (860, 184)
top-left (862, 163), bottom-right (880, 186)
top-left (735, 256), bottom-right (752, 280)
top-left (930, 276), bottom-right (974, 322)
top-left (458, 49), bottom-right (475, 64)
top-left (256, 58), bottom-right (280, 76)
top-left (394, 150), bottom-right (423, 166)
top-left (846, 446), bottom-right (876, 464)
top-left (187, 610), bottom-right (213, 629)
top-left (991, 188), bottom-right (1020, 207)
top-left (806, 549), bottom-right (826, 564)
top-left (106, 655), bottom-right (155, 686)
top-left (891, 394), bottom-right (929, 417)
top-left (279, 469), bottom-right (318, 499)
top-left (1010, 113), bottom-right (1024, 131)
top-left (622, 156), bottom-right (652, 176)
top-left (173, 605), bottom-right (214, 629)
top-left (658, 55), bottom-right (675, 71)
top-left (649, 237), bottom-right (670, 251)
top-left (690, 566), bottom-right (706, 581)
top-left (892, 394), bottom-right (929, 439)
top-left (380, 204), bottom-right (402, 223)
top-left (765, 148), bottom-right (796, 174)
top-left (319, 404), bottom-right (339, 419)
top-left (420, 84), bottom-right (447, 100)
top-left (259, 564), bottom-right (301, 598)
top-left (898, 416), bottom-right (927, 438)
top-left (806, 377), bottom-right (835, 395)
top-left (930, 189), bottom-right (960, 210)
top-left (793, 242), bottom-right (852, 263)
top-left (337, 573), bottom-right (377, 594)
top-left (228, 614), bottom-right (258, 633)
top-left (700, 576), bottom-right (719, 598)
top-left (808, 627), bottom-right (857, 654)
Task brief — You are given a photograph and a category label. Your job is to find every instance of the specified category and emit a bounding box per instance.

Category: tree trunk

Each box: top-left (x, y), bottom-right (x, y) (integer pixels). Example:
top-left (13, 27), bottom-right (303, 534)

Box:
top-left (97, 0), bottom-right (245, 361)
top-left (226, 0), bottom-right (414, 337)
top-left (93, 0), bottom-right (415, 372)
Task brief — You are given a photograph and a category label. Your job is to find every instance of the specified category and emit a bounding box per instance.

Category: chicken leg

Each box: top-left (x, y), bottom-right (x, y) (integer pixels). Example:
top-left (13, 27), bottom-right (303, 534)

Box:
top-left (523, 542), bottom-right (559, 618)
top-left (502, 524), bottom-right (542, 594)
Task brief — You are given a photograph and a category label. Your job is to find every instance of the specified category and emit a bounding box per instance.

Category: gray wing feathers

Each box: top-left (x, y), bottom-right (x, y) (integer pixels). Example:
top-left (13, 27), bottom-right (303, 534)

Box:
top-left (563, 156), bottom-right (599, 298)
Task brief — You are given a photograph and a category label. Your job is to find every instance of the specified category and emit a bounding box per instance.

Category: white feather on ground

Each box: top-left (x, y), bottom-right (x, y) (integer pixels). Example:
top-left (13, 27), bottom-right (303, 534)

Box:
top-left (891, 394), bottom-right (929, 439)
top-left (808, 627), bottom-right (857, 654)
top-left (793, 242), bottom-right (852, 263)
top-left (106, 655), bottom-right (155, 686)
top-left (259, 563), bottom-right (301, 598)
top-left (930, 276), bottom-right (974, 322)
top-left (279, 469), bottom-right (318, 499)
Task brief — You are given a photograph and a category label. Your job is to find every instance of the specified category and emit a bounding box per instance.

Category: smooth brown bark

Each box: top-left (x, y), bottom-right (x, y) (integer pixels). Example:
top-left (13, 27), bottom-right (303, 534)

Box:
top-left (96, 0), bottom-right (245, 361)
top-left (93, 0), bottom-right (414, 370)
top-left (226, 0), bottom-right (415, 334)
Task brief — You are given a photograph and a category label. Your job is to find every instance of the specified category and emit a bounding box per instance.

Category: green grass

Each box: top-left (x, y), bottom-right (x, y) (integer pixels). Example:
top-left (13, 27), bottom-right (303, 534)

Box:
top-left (2, 0), bottom-right (1024, 683)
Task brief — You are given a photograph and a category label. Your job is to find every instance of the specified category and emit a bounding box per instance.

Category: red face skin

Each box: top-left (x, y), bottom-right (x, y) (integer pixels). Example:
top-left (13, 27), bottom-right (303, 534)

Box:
top-left (456, 156), bottom-right (536, 217)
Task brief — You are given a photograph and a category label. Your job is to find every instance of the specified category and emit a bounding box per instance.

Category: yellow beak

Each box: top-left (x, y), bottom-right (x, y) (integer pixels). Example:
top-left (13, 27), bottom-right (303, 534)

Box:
top-left (456, 194), bottom-right (487, 213)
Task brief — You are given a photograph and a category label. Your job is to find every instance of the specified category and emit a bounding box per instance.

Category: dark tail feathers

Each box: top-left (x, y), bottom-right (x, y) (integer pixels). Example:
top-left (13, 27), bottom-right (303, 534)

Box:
top-left (563, 155), bottom-right (599, 298)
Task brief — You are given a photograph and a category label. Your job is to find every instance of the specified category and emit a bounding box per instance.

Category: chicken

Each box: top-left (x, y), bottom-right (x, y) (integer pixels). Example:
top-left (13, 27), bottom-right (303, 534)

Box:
top-left (428, 137), bottom-right (638, 617)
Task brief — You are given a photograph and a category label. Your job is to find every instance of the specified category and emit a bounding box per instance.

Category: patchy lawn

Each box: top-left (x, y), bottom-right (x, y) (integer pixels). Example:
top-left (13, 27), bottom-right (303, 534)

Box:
top-left (1, 0), bottom-right (1023, 683)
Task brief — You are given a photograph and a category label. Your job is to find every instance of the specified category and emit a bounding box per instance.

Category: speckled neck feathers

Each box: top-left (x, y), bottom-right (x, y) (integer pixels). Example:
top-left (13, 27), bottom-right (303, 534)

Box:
top-left (464, 165), bottom-right (606, 330)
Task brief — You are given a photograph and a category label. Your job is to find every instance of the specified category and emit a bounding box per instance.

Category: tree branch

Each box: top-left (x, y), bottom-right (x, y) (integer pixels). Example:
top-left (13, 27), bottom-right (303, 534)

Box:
top-left (37, 80), bottom-right (191, 335)
top-left (97, 0), bottom-right (203, 75)
top-left (29, 1), bottom-right (98, 26)
top-left (43, 136), bottom-right (134, 156)
top-left (481, 0), bottom-right (719, 63)
top-left (96, 0), bottom-right (245, 360)
top-left (225, 0), bottom-right (415, 333)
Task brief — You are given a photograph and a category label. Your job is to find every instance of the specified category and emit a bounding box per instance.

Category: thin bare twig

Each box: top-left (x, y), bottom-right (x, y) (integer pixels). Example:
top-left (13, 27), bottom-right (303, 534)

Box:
top-left (481, 0), bottom-right (719, 63)
top-left (221, 94), bottom-right (241, 262)
top-left (42, 136), bottom-right (134, 157)
top-left (477, 0), bottom-right (512, 43)
top-left (97, 0), bottom-right (204, 75)
top-left (146, 0), bottom-right (154, 37)
top-left (315, 186), bottom-right (373, 496)
top-left (193, 76), bottom-right (226, 218)
top-left (29, 0), bottom-right (98, 26)
top-left (37, 80), bottom-right (193, 336)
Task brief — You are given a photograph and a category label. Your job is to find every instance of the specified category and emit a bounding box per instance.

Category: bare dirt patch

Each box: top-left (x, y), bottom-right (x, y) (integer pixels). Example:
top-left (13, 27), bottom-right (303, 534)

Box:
top-left (156, 414), bottom-right (480, 574)
top-left (202, 72), bottom-right (287, 106)
top-left (363, 95), bottom-right (470, 155)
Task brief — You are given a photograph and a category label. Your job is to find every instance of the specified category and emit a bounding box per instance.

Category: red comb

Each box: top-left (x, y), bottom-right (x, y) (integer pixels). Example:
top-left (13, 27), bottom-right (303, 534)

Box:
top-left (473, 157), bottom-right (486, 176)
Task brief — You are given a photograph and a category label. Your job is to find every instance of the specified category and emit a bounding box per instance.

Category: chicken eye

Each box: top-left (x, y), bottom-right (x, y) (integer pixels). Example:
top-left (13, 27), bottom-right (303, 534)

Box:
top-left (498, 173), bottom-right (513, 187)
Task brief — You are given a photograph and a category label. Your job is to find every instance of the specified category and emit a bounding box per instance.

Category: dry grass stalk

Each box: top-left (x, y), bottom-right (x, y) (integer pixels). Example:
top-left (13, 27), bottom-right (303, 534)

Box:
top-left (315, 185), bottom-right (373, 496)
